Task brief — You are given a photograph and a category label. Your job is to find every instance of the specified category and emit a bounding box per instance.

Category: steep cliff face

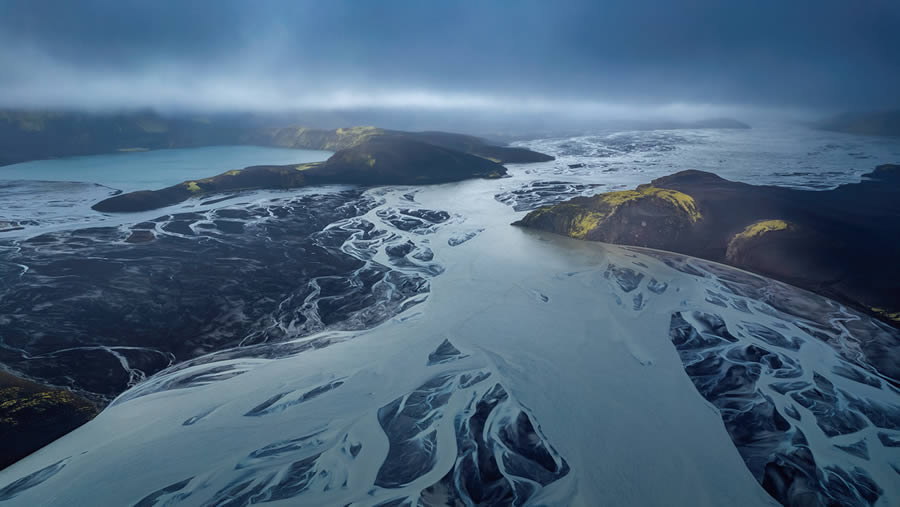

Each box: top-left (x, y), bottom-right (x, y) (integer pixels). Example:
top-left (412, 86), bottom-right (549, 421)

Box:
top-left (516, 165), bottom-right (900, 325)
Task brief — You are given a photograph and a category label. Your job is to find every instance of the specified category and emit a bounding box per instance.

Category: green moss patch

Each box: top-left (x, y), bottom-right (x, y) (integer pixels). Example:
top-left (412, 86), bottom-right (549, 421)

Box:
top-left (586, 186), bottom-right (702, 223)
top-left (732, 220), bottom-right (790, 241)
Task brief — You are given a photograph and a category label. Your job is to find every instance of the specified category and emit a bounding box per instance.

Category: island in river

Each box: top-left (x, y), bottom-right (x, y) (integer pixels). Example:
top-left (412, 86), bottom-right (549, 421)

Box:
top-left (91, 127), bottom-right (551, 212)
top-left (515, 163), bottom-right (900, 329)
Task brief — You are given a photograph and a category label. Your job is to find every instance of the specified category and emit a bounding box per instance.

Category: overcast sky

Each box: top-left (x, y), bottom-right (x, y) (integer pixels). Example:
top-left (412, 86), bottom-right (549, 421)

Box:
top-left (1, 0), bottom-right (898, 121)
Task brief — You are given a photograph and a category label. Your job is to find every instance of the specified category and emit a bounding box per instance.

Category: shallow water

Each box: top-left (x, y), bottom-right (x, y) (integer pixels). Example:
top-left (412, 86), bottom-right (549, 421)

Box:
top-left (0, 145), bottom-right (332, 191)
top-left (0, 126), bottom-right (899, 506)
top-left (0, 146), bottom-right (332, 236)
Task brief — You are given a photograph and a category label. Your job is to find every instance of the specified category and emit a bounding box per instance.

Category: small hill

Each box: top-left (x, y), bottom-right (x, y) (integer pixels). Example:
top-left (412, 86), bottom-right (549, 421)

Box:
top-left (516, 164), bottom-right (900, 326)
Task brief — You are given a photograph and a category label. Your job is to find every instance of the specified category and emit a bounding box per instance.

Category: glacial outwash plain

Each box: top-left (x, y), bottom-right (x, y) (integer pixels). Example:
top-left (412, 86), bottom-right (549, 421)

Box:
top-left (0, 114), bottom-right (898, 506)
top-left (3, 0), bottom-right (900, 504)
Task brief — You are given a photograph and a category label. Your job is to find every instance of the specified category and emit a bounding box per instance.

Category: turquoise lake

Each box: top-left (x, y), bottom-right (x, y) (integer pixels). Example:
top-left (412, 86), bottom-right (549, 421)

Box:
top-left (0, 145), bottom-right (332, 192)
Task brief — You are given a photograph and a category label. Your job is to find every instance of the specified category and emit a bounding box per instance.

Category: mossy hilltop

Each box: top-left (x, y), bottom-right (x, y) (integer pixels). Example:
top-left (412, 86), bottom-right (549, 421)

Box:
top-left (519, 185), bottom-right (701, 243)
top-left (516, 165), bottom-right (900, 327)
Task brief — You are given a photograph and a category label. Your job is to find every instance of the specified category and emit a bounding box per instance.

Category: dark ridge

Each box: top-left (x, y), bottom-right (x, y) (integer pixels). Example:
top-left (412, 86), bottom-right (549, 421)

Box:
top-left (815, 110), bottom-right (900, 138)
top-left (647, 118), bottom-right (751, 130)
top-left (92, 135), bottom-right (515, 213)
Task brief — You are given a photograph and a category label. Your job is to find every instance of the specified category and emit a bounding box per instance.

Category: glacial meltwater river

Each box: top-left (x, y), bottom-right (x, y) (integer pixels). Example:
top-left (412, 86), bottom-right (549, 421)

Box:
top-left (0, 126), bottom-right (899, 506)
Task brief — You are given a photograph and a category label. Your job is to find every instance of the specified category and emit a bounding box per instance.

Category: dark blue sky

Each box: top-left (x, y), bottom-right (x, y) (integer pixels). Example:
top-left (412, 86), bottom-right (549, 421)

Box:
top-left (1, 0), bottom-right (898, 118)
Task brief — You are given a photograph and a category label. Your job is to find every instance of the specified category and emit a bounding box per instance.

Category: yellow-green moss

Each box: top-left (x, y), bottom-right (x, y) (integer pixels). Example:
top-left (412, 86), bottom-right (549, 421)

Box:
top-left (0, 387), bottom-right (94, 427)
top-left (591, 186), bottom-right (702, 222)
top-left (224, 170), bottom-right (241, 176)
top-left (294, 163), bottom-right (318, 171)
top-left (336, 126), bottom-right (378, 136)
top-left (184, 181), bottom-right (202, 192)
top-left (570, 211), bottom-right (605, 239)
top-left (733, 220), bottom-right (790, 241)
top-left (527, 206), bottom-right (552, 218)
top-left (872, 307), bottom-right (900, 323)
top-left (524, 185), bottom-right (701, 239)
top-left (327, 126), bottom-right (383, 149)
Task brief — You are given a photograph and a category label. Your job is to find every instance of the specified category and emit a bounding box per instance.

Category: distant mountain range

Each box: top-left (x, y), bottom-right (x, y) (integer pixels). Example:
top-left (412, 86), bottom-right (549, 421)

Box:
top-left (0, 110), bottom-right (551, 167)
top-left (639, 117), bottom-right (751, 130)
top-left (0, 110), bottom-right (756, 166)
top-left (815, 110), bottom-right (900, 137)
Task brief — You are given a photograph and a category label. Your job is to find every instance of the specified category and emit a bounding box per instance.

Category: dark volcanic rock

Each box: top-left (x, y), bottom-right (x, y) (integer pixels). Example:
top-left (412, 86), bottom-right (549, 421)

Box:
top-left (385, 241), bottom-right (415, 258)
top-left (93, 165), bottom-right (312, 212)
top-left (396, 130), bottom-right (554, 164)
top-left (427, 339), bottom-right (466, 365)
top-left (312, 136), bottom-right (506, 186)
top-left (516, 164), bottom-right (900, 327)
top-left (374, 344), bottom-right (569, 504)
top-left (0, 190), bottom-right (430, 403)
top-left (125, 230), bottom-right (155, 243)
top-left (241, 126), bottom-right (553, 164)
top-left (668, 312), bottom-right (892, 507)
top-left (0, 371), bottom-right (97, 471)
